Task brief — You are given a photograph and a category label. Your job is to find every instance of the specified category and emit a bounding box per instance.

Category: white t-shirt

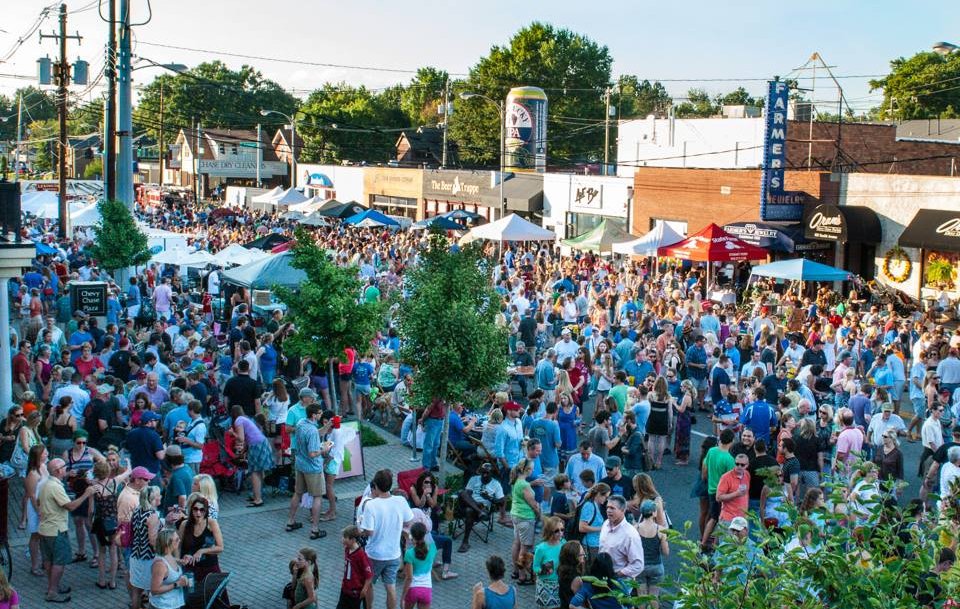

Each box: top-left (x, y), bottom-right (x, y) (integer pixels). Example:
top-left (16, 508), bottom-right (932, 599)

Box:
top-left (361, 495), bottom-right (414, 561)
top-left (922, 417), bottom-right (944, 451)
top-left (940, 461), bottom-right (960, 512)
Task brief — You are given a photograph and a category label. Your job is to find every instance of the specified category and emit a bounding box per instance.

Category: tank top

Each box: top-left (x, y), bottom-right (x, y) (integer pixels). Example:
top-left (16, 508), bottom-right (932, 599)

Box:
top-left (53, 415), bottom-right (74, 440)
top-left (149, 556), bottom-right (184, 609)
top-left (181, 521), bottom-right (218, 569)
top-left (66, 447), bottom-right (94, 474)
top-left (647, 399), bottom-right (670, 436)
top-left (483, 584), bottom-right (516, 609)
top-left (131, 507), bottom-right (157, 560)
top-left (93, 479), bottom-right (119, 521)
top-left (639, 530), bottom-right (663, 566)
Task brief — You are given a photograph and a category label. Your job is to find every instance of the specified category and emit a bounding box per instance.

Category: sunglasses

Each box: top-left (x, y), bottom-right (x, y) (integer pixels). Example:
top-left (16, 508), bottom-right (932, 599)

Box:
top-left (735, 463), bottom-right (748, 468)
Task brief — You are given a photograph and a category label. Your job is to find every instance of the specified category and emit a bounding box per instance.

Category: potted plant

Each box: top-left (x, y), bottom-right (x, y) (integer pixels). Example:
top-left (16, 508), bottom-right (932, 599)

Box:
top-left (926, 255), bottom-right (957, 290)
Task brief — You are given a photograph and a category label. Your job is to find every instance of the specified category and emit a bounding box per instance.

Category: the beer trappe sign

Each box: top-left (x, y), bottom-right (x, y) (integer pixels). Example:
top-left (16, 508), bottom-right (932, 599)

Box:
top-left (70, 281), bottom-right (108, 316)
top-left (760, 78), bottom-right (805, 222)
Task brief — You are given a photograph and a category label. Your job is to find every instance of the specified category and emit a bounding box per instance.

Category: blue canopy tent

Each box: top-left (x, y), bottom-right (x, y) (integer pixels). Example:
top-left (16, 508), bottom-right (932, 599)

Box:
top-left (441, 209), bottom-right (482, 222)
top-left (749, 259), bottom-right (851, 282)
top-left (342, 209), bottom-right (400, 228)
top-left (411, 216), bottom-right (466, 231)
top-left (35, 241), bottom-right (58, 256)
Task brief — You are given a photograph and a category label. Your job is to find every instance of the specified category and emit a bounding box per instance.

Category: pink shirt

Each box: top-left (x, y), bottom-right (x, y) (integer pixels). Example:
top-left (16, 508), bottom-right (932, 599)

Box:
top-left (598, 518), bottom-right (644, 578)
top-left (0, 589), bottom-right (19, 609)
top-left (836, 427), bottom-right (863, 464)
top-left (153, 284), bottom-right (172, 313)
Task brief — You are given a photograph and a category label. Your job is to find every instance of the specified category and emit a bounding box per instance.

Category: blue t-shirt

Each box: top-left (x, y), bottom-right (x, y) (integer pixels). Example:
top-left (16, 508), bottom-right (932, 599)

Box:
top-left (352, 361), bottom-right (374, 386)
top-left (526, 457), bottom-right (544, 503)
top-left (163, 465), bottom-right (194, 511)
top-left (740, 400), bottom-right (778, 442)
top-left (579, 500), bottom-right (604, 548)
top-left (711, 367), bottom-right (731, 404)
top-left (624, 360), bottom-right (654, 386)
top-left (127, 426), bottom-right (164, 475)
top-left (528, 418), bottom-right (561, 469)
top-left (448, 411), bottom-right (466, 445)
top-left (69, 331), bottom-right (94, 362)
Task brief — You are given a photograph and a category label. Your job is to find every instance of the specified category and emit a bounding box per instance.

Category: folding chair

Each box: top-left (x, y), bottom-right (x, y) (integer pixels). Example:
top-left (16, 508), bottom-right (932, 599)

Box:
top-left (450, 492), bottom-right (495, 544)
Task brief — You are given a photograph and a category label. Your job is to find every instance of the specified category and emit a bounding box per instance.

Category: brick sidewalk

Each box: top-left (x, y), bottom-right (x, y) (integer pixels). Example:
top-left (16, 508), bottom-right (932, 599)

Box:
top-left (13, 429), bottom-right (537, 609)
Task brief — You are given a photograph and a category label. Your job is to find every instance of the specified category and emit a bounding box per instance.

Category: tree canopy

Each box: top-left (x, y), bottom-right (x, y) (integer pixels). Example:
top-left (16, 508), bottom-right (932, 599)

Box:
top-left (133, 61), bottom-right (297, 141)
top-left (450, 22), bottom-right (613, 167)
top-left (870, 50), bottom-right (960, 119)
top-left (87, 200), bottom-right (151, 271)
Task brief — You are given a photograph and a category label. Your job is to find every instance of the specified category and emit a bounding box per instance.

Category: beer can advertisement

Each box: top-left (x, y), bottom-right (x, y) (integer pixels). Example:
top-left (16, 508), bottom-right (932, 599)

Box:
top-left (505, 87), bottom-right (547, 172)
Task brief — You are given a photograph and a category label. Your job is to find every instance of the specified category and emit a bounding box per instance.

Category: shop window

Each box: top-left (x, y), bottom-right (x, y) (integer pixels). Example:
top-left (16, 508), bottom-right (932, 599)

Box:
top-left (566, 213), bottom-right (626, 239)
top-left (922, 250), bottom-right (960, 289)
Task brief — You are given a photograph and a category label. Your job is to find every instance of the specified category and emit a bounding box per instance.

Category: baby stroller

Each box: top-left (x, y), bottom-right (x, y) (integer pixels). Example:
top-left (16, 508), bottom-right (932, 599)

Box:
top-left (186, 572), bottom-right (245, 609)
top-left (199, 415), bottom-right (245, 493)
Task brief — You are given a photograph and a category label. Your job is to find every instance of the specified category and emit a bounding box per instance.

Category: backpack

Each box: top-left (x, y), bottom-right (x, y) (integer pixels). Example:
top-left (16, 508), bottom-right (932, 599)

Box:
top-left (564, 498), bottom-right (596, 543)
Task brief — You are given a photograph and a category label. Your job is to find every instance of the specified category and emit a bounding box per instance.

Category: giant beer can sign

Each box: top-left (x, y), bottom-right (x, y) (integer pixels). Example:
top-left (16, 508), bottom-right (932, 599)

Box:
top-left (505, 86), bottom-right (547, 172)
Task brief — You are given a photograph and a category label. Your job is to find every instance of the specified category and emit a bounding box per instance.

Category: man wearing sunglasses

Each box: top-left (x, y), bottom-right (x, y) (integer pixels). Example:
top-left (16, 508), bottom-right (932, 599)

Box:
top-left (715, 454), bottom-right (752, 530)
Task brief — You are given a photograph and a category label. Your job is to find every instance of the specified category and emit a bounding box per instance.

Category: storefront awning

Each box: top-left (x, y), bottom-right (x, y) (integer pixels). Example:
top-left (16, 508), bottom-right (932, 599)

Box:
top-left (899, 209), bottom-right (960, 251)
top-left (803, 204), bottom-right (881, 243)
top-left (502, 175), bottom-right (543, 213)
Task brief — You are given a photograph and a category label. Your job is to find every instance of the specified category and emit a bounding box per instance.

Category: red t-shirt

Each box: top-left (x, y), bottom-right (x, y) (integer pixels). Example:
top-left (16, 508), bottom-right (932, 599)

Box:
top-left (716, 469), bottom-right (750, 522)
top-left (12, 353), bottom-right (31, 384)
top-left (341, 546), bottom-right (373, 597)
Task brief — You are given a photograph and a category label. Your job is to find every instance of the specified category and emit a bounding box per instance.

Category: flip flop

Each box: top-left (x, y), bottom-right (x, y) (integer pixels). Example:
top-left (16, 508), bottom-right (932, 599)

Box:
top-left (319, 515), bottom-right (336, 522)
top-left (285, 522), bottom-right (303, 532)
top-left (309, 530), bottom-right (327, 540)
top-left (246, 501), bottom-right (264, 508)
top-left (96, 582), bottom-right (109, 590)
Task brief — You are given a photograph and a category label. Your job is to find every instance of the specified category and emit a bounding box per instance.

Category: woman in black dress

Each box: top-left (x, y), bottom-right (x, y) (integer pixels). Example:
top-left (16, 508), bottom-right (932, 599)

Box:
top-left (646, 377), bottom-right (674, 470)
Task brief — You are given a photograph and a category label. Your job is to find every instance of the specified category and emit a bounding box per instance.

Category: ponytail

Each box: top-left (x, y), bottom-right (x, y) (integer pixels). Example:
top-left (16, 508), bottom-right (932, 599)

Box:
top-left (510, 459), bottom-right (530, 486)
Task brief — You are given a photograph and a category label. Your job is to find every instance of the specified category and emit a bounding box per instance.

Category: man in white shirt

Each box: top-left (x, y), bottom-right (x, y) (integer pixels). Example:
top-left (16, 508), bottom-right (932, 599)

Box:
top-left (51, 373), bottom-right (91, 423)
top-left (360, 469), bottom-right (414, 609)
top-left (865, 404), bottom-right (906, 450)
top-left (920, 405), bottom-right (946, 478)
top-left (554, 328), bottom-right (579, 365)
top-left (939, 446), bottom-right (960, 514)
top-left (778, 336), bottom-right (806, 369)
top-left (740, 352), bottom-right (765, 390)
top-left (598, 494), bottom-right (644, 578)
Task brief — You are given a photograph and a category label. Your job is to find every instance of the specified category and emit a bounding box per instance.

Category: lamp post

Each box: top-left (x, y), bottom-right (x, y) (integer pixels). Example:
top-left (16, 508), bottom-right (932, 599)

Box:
top-left (932, 41), bottom-right (959, 56)
top-left (459, 92), bottom-right (506, 219)
top-left (260, 109), bottom-right (298, 189)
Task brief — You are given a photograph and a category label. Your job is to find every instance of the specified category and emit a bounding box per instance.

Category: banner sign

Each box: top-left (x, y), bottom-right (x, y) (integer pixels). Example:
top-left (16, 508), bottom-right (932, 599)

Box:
top-left (760, 79), bottom-right (804, 221)
top-left (70, 281), bottom-right (108, 316)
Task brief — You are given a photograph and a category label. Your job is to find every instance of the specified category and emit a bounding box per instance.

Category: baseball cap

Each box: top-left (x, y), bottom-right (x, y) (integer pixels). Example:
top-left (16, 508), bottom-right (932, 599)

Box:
top-left (605, 456), bottom-right (622, 469)
top-left (479, 462), bottom-right (494, 472)
top-left (728, 517), bottom-right (749, 532)
top-left (561, 328), bottom-right (571, 336)
top-left (193, 346), bottom-right (205, 356)
top-left (881, 403), bottom-right (894, 412)
top-left (503, 401), bottom-right (522, 412)
top-left (164, 444), bottom-right (182, 458)
top-left (130, 466), bottom-right (155, 481)
top-left (140, 411), bottom-right (161, 423)
top-left (299, 388), bottom-right (318, 400)
top-left (96, 383), bottom-right (115, 394)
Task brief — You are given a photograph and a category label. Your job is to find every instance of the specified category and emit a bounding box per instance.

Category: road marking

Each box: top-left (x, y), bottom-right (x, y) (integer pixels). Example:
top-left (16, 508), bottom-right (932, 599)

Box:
top-left (692, 430), bottom-right (709, 438)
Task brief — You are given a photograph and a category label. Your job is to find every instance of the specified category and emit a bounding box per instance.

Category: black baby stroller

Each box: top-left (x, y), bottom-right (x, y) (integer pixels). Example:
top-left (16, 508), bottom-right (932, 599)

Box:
top-left (186, 571), bottom-right (246, 609)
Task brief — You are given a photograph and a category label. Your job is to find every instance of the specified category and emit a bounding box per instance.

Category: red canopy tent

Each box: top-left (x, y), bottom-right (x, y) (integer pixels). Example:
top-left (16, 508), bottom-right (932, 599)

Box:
top-left (657, 223), bottom-right (768, 285)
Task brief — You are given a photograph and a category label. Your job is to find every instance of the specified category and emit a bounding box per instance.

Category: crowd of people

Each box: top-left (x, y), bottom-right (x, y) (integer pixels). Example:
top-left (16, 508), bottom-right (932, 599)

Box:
top-left (5, 192), bottom-right (960, 608)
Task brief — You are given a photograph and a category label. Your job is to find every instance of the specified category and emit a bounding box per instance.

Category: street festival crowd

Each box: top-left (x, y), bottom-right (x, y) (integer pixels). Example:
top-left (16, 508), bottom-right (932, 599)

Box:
top-left (4, 193), bottom-right (960, 608)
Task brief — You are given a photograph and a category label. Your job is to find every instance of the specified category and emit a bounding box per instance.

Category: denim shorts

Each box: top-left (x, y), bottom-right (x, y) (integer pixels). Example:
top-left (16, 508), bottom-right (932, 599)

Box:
top-left (371, 557), bottom-right (400, 585)
top-left (639, 563), bottom-right (664, 586)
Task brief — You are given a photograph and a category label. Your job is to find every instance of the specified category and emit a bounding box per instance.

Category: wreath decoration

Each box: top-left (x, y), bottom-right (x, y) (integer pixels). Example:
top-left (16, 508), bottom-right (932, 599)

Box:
top-left (882, 246), bottom-right (911, 283)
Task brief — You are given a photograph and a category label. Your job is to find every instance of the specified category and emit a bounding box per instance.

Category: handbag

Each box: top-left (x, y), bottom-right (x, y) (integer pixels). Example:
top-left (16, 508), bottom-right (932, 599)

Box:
top-left (118, 520), bottom-right (134, 547)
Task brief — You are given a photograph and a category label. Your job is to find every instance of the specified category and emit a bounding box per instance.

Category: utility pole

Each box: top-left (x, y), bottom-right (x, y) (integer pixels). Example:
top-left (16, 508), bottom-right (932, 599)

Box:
top-left (13, 93), bottom-right (22, 182)
top-left (103, 0), bottom-right (116, 200)
top-left (441, 78), bottom-right (450, 168)
top-left (603, 86), bottom-right (612, 176)
top-left (40, 4), bottom-right (82, 238)
top-left (193, 120), bottom-right (201, 203)
top-left (158, 81), bottom-right (164, 186)
top-left (255, 123), bottom-right (262, 187)
top-left (116, 0), bottom-right (133, 208)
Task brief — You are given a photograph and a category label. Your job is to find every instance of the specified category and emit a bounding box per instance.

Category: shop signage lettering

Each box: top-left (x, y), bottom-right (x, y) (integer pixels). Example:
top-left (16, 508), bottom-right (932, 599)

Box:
top-left (429, 176), bottom-right (481, 196)
top-left (808, 211), bottom-right (843, 232)
top-left (804, 206), bottom-right (846, 242)
top-left (724, 223), bottom-right (779, 239)
top-left (70, 282), bottom-right (107, 316)
top-left (760, 78), bottom-right (804, 222)
top-left (574, 186), bottom-right (600, 206)
top-left (936, 218), bottom-right (960, 238)
top-left (198, 159), bottom-right (284, 178)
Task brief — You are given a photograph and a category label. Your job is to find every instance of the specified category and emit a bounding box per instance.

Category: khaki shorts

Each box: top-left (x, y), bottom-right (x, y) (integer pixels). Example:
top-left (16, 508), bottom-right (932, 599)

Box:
top-left (295, 470), bottom-right (326, 497)
top-left (512, 516), bottom-right (536, 547)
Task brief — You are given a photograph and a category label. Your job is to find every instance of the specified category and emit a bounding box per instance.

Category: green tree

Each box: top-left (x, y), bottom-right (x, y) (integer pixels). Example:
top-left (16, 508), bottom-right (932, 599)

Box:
top-left (27, 119), bottom-right (58, 174)
top-left (69, 98), bottom-right (105, 135)
top-left (400, 67), bottom-right (448, 127)
top-left (274, 228), bottom-right (383, 411)
top-left (87, 200), bottom-right (151, 271)
top-left (297, 84), bottom-right (407, 164)
top-left (716, 86), bottom-right (763, 108)
top-left (396, 231), bottom-right (508, 483)
top-left (614, 76), bottom-right (671, 119)
top-left (83, 157), bottom-right (103, 179)
top-left (450, 22), bottom-right (613, 167)
top-left (674, 88), bottom-right (717, 118)
top-left (870, 50), bottom-right (960, 120)
top-left (134, 61), bottom-right (297, 140)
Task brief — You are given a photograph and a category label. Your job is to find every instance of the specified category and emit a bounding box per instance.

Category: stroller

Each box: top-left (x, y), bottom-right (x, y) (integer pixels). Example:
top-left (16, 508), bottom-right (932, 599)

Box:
top-left (186, 571), bottom-right (245, 609)
top-left (199, 414), bottom-right (245, 493)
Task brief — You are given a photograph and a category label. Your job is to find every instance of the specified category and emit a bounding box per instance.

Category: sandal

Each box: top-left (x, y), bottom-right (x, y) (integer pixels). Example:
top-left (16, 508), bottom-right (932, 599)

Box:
top-left (96, 582), bottom-right (109, 590)
top-left (285, 522), bottom-right (303, 532)
top-left (309, 529), bottom-right (327, 540)
top-left (30, 568), bottom-right (45, 577)
top-left (109, 583), bottom-right (117, 590)
top-left (441, 570), bottom-right (459, 580)
top-left (72, 553), bottom-right (87, 563)
top-left (90, 556), bottom-right (100, 568)
top-left (246, 501), bottom-right (264, 508)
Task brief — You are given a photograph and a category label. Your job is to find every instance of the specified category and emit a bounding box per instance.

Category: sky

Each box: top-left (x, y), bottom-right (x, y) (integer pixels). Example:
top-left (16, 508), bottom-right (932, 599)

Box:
top-left (2, 0), bottom-right (959, 116)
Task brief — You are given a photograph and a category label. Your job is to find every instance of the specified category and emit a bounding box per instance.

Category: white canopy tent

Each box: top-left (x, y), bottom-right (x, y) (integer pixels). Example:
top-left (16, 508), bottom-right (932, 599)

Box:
top-left (70, 203), bottom-right (101, 227)
top-left (21, 192), bottom-right (88, 218)
top-left (612, 222), bottom-right (686, 256)
top-left (179, 250), bottom-right (218, 267)
top-left (288, 196), bottom-right (328, 214)
top-left (463, 213), bottom-right (556, 242)
top-left (250, 186), bottom-right (283, 204)
top-left (211, 244), bottom-right (269, 267)
top-left (151, 247), bottom-right (191, 265)
top-left (270, 188), bottom-right (309, 206)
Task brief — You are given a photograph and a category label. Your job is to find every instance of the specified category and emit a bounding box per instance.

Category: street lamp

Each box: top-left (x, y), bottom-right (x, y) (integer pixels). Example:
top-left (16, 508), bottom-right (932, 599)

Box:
top-left (459, 92), bottom-right (506, 219)
top-left (932, 41), bottom-right (959, 56)
top-left (261, 109), bottom-right (299, 189)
